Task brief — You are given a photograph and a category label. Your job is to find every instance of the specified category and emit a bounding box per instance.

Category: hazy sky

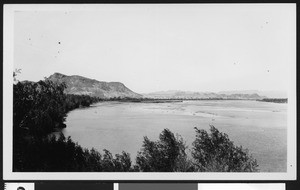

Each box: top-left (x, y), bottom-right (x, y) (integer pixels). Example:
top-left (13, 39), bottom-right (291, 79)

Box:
top-left (14, 4), bottom-right (296, 93)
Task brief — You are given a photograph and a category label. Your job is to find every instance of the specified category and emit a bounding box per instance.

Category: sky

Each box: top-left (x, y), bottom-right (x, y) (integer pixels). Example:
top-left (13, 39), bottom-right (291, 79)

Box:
top-left (13, 4), bottom-right (296, 93)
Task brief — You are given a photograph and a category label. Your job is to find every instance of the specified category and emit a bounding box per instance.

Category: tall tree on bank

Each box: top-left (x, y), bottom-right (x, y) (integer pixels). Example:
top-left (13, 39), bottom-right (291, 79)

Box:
top-left (192, 125), bottom-right (259, 172)
top-left (13, 79), bottom-right (67, 137)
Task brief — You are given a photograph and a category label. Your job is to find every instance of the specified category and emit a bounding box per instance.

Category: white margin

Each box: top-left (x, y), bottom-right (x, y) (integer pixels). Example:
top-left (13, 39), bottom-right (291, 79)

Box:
top-left (113, 183), bottom-right (119, 190)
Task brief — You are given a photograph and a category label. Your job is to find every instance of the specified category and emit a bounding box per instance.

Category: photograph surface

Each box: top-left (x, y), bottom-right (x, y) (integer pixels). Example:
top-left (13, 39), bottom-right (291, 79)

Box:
top-left (3, 4), bottom-right (296, 180)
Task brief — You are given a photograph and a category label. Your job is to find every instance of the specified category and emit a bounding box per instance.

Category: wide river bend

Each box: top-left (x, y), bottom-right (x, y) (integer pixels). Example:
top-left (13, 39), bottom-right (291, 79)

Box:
top-left (62, 100), bottom-right (287, 172)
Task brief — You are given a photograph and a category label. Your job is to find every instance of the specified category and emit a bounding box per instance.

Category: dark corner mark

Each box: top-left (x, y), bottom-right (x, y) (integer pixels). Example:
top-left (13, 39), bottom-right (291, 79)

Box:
top-left (35, 182), bottom-right (113, 190)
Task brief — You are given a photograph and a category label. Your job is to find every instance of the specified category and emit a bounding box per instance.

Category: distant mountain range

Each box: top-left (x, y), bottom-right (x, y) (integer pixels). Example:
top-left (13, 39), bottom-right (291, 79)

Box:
top-left (48, 73), bottom-right (285, 100)
top-left (218, 90), bottom-right (287, 98)
top-left (48, 73), bottom-right (142, 99)
top-left (143, 90), bottom-right (267, 100)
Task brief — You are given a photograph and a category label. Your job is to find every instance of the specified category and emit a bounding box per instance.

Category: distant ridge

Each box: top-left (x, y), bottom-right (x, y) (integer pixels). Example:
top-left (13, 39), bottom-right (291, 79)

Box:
top-left (219, 90), bottom-right (287, 98)
top-left (48, 72), bottom-right (142, 99)
top-left (143, 90), bottom-right (267, 100)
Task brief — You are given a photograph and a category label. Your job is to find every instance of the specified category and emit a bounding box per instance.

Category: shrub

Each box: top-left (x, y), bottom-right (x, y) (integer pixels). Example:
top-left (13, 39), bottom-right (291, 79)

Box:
top-left (101, 150), bottom-right (132, 172)
top-left (136, 129), bottom-right (194, 172)
top-left (192, 125), bottom-right (259, 172)
top-left (13, 80), bottom-right (67, 137)
top-left (13, 133), bottom-right (133, 172)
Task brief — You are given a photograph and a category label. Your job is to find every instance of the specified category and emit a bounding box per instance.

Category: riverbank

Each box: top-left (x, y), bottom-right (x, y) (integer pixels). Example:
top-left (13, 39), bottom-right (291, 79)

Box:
top-left (119, 99), bottom-right (183, 103)
top-left (257, 98), bottom-right (288, 103)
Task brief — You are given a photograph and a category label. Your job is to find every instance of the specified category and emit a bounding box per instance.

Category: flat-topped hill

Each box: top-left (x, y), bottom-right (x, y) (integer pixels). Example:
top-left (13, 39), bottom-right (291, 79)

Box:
top-left (48, 73), bottom-right (142, 99)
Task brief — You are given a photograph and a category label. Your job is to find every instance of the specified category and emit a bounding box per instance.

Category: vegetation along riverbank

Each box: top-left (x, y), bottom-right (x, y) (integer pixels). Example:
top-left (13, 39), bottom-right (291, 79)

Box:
top-left (13, 78), bottom-right (259, 172)
top-left (257, 98), bottom-right (288, 103)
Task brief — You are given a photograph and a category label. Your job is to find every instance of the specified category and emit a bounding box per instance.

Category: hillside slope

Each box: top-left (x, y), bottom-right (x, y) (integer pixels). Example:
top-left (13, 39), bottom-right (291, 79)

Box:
top-left (48, 73), bottom-right (142, 99)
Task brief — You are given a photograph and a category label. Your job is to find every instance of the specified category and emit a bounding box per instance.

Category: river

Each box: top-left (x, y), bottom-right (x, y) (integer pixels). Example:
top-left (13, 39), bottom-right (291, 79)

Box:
top-left (62, 100), bottom-right (287, 172)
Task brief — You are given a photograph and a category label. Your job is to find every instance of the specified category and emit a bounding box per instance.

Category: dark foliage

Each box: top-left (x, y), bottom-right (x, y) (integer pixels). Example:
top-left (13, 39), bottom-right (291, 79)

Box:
top-left (14, 134), bottom-right (133, 172)
top-left (13, 79), bottom-right (105, 171)
top-left (64, 94), bottom-right (102, 112)
top-left (13, 80), bottom-right (66, 137)
top-left (192, 125), bottom-right (259, 172)
top-left (258, 98), bottom-right (287, 103)
top-left (136, 129), bottom-right (195, 172)
top-left (13, 80), bottom-right (102, 136)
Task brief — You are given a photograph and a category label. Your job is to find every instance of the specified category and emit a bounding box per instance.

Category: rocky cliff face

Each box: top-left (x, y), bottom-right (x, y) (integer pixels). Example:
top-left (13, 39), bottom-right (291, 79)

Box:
top-left (48, 73), bottom-right (142, 99)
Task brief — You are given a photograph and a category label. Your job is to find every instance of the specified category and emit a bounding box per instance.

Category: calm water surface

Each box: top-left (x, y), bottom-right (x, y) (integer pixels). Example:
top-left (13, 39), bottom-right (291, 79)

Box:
top-left (62, 100), bottom-right (287, 172)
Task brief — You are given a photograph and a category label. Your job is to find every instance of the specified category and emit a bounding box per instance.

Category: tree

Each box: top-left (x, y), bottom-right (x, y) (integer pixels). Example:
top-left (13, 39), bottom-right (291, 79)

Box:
top-left (192, 125), bottom-right (259, 172)
top-left (13, 79), bottom-right (67, 136)
top-left (101, 150), bottom-right (132, 172)
top-left (136, 129), bottom-right (194, 172)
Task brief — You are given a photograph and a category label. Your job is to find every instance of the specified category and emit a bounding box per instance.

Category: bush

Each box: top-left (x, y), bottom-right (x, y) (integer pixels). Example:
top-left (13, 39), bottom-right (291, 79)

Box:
top-left (101, 149), bottom-right (132, 172)
top-left (13, 79), bottom-right (102, 137)
top-left (13, 80), bottom-right (67, 137)
top-left (136, 129), bottom-right (194, 172)
top-left (14, 125), bottom-right (259, 172)
top-left (192, 125), bottom-right (259, 172)
top-left (13, 134), bottom-right (133, 172)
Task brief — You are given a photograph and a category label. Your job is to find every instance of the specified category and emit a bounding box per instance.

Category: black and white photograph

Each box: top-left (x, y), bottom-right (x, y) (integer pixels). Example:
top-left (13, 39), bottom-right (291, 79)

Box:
top-left (3, 4), bottom-right (296, 180)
